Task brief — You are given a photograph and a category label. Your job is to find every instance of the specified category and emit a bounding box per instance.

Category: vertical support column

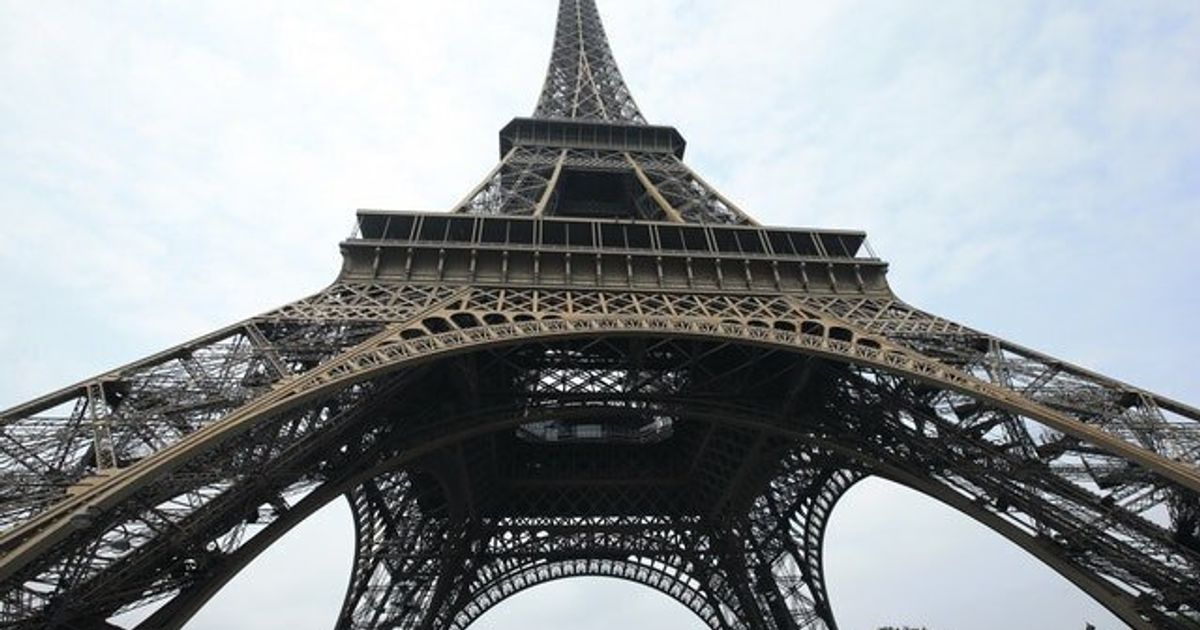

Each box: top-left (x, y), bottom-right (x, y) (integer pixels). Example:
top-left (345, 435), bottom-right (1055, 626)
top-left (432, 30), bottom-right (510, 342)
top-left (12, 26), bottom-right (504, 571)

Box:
top-left (337, 472), bottom-right (463, 630)
top-left (670, 515), bottom-right (745, 630)
top-left (414, 522), bottom-right (480, 630)
top-left (711, 523), bottom-right (775, 630)
top-left (748, 459), bottom-right (864, 630)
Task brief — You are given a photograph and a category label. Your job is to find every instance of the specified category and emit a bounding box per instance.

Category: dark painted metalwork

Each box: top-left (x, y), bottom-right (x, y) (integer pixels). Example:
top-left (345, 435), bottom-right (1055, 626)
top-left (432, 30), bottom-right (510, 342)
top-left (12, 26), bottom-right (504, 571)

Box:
top-left (1, 1), bottom-right (1198, 629)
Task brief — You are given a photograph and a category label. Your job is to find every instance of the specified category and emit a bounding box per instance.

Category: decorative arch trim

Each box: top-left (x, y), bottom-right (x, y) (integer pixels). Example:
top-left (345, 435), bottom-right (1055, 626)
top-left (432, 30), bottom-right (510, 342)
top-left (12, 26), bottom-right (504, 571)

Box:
top-left (3, 315), bottom-right (1194, 630)
top-left (449, 558), bottom-right (726, 630)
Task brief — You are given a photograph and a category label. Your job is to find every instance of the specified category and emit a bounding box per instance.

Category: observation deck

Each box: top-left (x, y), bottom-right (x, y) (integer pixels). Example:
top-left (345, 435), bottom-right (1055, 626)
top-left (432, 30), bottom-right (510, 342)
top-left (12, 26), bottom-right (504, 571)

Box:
top-left (342, 210), bottom-right (889, 295)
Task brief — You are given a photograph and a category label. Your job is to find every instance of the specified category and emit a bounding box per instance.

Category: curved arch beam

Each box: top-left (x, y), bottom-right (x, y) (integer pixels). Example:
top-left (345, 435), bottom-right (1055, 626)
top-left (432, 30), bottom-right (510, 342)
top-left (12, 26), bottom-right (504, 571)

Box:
top-left (3, 322), bottom-right (1195, 628)
top-left (5, 315), bottom-right (1195, 584)
top-left (333, 470), bottom-right (747, 629)
top-left (448, 558), bottom-right (728, 630)
top-left (132, 399), bottom-right (1181, 630)
top-left (134, 477), bottom-right (352, 629)
top-left (335, 472), bottom-right (455, 630)
top-left (773, 465), bottom-right (864, 630)
top-left (869, 462), bottom-right (1159, 630)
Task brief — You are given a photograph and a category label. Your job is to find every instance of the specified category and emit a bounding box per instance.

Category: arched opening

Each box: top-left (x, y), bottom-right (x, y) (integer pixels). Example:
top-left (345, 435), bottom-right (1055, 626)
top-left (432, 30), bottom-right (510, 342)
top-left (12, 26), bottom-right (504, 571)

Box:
top-left (824, 477), bottom-right (1129, 630)
top-left (32, 321), bottom-right (1185, 624)
top-left (468, 577), bottom-right (704, 630)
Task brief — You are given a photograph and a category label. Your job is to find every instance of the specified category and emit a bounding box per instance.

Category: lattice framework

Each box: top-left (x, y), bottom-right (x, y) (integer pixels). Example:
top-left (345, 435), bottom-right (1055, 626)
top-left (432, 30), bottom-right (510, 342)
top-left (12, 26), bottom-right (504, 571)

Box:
top-left (1, 1), bottom-right (1198, 629)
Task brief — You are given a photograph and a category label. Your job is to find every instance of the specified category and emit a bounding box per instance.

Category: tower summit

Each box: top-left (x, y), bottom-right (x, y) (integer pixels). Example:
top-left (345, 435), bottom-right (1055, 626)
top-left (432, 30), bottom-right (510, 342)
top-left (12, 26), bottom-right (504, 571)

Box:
top-left (1, 2), bottom-right (1198, 629)
top-left (534, 0), bottom-right (645, 123)
top-left (452, 0), bottom-right (750, 224)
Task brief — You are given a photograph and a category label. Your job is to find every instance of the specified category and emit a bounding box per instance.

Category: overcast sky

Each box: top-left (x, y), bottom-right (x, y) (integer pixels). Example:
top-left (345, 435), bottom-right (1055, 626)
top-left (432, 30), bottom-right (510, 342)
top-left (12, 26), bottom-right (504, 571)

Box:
top-left (2, 1), bottom-right (1198, 629)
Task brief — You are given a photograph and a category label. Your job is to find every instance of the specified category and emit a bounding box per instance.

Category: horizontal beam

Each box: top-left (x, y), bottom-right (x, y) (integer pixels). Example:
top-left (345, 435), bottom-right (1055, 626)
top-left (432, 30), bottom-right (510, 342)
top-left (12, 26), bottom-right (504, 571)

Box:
top-left (352, 210), bottom-right (871, 260)
top-left (500, 117), bottom-right (685, 158)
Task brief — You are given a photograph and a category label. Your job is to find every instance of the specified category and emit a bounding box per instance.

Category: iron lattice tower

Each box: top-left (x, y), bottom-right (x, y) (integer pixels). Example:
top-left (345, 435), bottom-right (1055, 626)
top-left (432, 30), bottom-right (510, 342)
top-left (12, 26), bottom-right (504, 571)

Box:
top-left (2, 2), bottom-right (1198, 628)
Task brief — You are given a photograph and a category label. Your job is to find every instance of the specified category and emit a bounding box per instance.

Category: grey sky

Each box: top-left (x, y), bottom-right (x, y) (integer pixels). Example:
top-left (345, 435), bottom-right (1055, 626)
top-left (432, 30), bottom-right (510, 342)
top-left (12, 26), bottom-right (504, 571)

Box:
top-left (1, 1), bottom-right (1198, 629)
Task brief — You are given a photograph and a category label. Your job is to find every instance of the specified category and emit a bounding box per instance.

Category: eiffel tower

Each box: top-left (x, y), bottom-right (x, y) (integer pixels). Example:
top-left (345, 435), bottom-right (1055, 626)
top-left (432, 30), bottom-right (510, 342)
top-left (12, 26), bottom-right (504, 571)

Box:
top-left (2, 1), bottom-right (1198, 629)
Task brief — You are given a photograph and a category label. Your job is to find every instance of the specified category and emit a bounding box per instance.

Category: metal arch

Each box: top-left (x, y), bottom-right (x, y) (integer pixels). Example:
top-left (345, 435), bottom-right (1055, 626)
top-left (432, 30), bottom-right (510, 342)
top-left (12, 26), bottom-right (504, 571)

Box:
top-left (125, 473), bottom-right (763, 630)
top-left (324, 388), bottom-right (1196, 630)
top-left (801, 471), bottom-right (863, 628)
top-left (3, 310), bottom-right (1199, 589)
top-left (446, 557), bottom-right (728, 629)
top-left (4, 303), bottom-right (1200, 628)
top-left (42, 377), bottom-right (1191, 630)
top-left (333, 457), bottom-right (809, 630)
top-left (0, 1), bottom-right (1195, 629)
top-left (124, 408), bottom-right (827, 630)
top-left (869, 458), bottom-right (1161, 629)
top-left (332, 411), bottom-right (860, 630)
top-left (750, 458), bottom-right (865, 629)
top-left (798, 294), bottom-right (1200, 462)
top-left (130, 477), bottom-right (353, 630)
top-left (0, 283), bottom-right (460, 535)
top-left (382, 368), bottom-right (1199, 628)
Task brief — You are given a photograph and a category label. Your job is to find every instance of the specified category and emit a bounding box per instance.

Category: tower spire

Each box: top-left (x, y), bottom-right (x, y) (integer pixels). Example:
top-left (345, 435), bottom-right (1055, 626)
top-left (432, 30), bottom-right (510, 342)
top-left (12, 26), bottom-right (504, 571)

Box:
top-left (534, 0), bottom-right (646, 123)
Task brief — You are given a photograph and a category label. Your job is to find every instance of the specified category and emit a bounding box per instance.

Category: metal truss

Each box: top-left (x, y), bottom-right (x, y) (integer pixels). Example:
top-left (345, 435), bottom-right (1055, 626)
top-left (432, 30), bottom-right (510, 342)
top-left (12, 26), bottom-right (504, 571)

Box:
top-left (452, 0), bottom-right (751, 224)
top-left (454, 146), bottom-right (563, 217)
top-left (2, 1), bottom-right (1198, 629)
top-left (0, 285), bottom-right (462, 534)
top-left (453, 148), bottom-right (751, 224)
top-left (334, 438), bottom-right (860, 630)
top-left (534, 0), bottom-right (645, 123)
top-left (2, 284), bottom-right (1197, 628)
top-left (796, 295), bottom-right (1200, 515)
top-left (629, 153), bottom-right (753, 224)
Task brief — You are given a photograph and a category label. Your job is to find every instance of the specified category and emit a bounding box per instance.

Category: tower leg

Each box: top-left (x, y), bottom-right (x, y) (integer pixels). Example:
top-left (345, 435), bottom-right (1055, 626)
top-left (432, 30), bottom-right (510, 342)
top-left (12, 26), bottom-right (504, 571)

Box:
top-left (337, 471), bottom-right (464, 630)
